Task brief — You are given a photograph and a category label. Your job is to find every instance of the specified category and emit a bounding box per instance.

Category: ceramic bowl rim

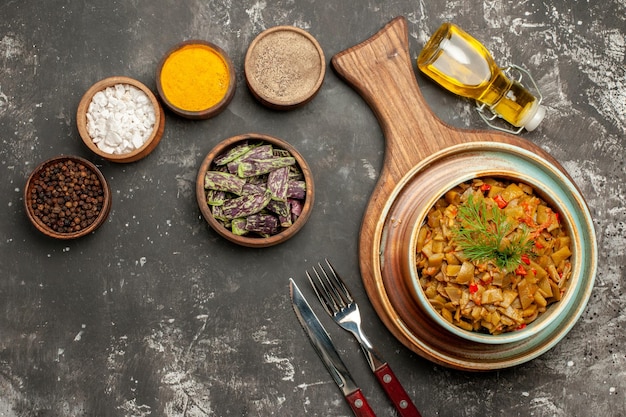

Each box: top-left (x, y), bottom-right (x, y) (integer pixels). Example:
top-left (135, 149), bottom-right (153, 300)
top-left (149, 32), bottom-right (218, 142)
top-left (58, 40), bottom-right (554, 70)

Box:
top-left (402, 142), bottom-right (596, 345)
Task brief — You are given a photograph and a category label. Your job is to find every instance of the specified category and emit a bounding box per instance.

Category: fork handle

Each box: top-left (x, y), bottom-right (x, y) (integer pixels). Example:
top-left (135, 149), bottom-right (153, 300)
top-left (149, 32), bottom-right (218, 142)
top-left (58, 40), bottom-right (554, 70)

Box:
top-left (345, 388), bottom-right (377, 417)
top-left (374, 364), bottom-right (423, 417)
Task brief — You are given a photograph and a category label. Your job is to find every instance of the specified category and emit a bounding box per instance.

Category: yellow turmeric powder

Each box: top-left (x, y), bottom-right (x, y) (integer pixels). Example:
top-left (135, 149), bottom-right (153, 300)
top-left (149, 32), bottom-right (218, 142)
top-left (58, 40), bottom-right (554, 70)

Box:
top-left (160, 44), bottom-right (230, 112)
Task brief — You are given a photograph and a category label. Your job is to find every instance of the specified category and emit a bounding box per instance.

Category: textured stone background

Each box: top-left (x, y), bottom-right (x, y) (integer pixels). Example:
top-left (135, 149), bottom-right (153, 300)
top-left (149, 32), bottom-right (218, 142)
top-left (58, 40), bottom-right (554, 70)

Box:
top-left (1, 1), bottom-right (624, 416)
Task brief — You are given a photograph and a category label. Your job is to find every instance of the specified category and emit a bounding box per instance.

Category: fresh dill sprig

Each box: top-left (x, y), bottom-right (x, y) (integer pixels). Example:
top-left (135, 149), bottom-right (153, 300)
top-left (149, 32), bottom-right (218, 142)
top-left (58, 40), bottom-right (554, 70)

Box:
top-left (452, 194), bottom-right (532, 272)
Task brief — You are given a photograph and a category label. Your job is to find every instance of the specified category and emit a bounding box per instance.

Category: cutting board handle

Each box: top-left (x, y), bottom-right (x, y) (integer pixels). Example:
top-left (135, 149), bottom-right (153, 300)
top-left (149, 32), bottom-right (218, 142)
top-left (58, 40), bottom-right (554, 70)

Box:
top-left (331, 17), bottom-right (474, 279)
top-left (331, 16), bottom-right (469, 178)
top-left (331, 17), bottom-right (555, 179)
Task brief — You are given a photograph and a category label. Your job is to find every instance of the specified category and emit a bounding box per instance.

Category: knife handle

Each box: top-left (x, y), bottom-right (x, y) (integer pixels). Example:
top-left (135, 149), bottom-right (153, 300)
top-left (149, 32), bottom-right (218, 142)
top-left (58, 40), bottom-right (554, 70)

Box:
top-left (346, 388), bottom-right (377, 417)
top-left (374, 363), bottom-right (422, 417)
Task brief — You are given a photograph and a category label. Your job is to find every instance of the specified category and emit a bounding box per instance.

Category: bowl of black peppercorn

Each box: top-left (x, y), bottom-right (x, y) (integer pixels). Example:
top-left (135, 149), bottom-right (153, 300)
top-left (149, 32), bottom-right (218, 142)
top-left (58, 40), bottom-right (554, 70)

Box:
top-left (24, 155), bottom-right (112, 239)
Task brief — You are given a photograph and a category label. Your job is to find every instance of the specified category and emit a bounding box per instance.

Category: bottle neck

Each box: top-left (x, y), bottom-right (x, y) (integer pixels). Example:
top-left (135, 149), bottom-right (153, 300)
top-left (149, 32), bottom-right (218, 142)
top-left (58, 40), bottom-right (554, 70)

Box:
top-left (481, 72), bottom-right (540, 128)
top-left (476, 70), bottom-right (511, 106)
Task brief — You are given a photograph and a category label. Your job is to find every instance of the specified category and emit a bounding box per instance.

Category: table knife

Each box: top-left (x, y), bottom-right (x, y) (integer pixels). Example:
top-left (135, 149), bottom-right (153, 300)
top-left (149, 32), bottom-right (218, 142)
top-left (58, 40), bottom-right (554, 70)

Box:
top-left (290, 279), bottom-right (376, 417)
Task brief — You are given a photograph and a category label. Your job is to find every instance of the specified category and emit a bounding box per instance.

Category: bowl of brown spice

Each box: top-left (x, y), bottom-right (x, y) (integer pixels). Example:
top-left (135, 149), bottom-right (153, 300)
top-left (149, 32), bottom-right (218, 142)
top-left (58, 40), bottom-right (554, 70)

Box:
top-left (196, 133), bottom-right (314, 247)
top-left (25, 155), bottom-right (112, 239)
top-left (245, 26), bottom-right (326, 110)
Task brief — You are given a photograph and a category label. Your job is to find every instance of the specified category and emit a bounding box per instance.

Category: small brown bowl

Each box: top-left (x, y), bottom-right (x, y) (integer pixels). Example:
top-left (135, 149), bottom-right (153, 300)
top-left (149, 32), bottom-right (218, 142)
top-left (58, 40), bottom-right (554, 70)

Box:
top-left (245, 26), bottom-right (325, 110)
top-left (25, 155), bottom-right (112, 239)
top-left (76, 76), bottom-right (165, 163)
top-left (156, 40), bottom-right (236, 119)
top-left (196, 133), bottom-right (314, 247)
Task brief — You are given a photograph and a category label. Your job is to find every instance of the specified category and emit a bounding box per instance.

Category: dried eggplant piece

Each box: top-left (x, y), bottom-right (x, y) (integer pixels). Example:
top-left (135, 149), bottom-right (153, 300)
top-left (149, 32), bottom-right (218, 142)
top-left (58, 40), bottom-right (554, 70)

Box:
top-left (289, 198), bottom-right (303, 220)
top-left (287, 180), bottom-right (306, 199)
top-left (226, 145), bottom-right (274, 173)
top-left (231, 218), bottom-right (248, 236)
top-left (267, 200), bottom-right (292, 227)
top-left (226, 161), bottom-right (239, 175)
top-left (213, 142), bottom-right (252, 166)
top-left (204, 171), bottom-right (246, 194)
top-left (239, 144), bottom-right (274, 161)
top-left (211, 205), bottom-right (227, 222)
top-left (241, 182), bottom-right (266, 196)
top-left (273, 148), bottom-right (291, 158)
top-left (220, 190), bottom-right (272, 220)
top-left (246, 174), bottom-right (267, 186)
top-left (206, 189), bottom-right (226, 206)
top-left (268, 166), bottom-right (290, 201)
top-left (237, 157), bottom-right (296, 178)
top-left (245, 213), bottom-right (279, 235)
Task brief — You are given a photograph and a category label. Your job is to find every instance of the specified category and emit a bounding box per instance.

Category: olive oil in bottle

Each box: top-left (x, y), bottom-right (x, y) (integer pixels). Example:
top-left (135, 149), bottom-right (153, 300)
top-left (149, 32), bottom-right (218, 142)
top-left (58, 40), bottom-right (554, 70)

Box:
top-left (417, 23), bottom-right (545, 132)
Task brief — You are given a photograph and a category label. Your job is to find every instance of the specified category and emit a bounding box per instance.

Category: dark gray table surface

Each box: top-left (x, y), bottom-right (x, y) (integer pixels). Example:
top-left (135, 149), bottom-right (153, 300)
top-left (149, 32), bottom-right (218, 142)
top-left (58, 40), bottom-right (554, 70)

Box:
top-left (1, 1), bottom-right (624, 416)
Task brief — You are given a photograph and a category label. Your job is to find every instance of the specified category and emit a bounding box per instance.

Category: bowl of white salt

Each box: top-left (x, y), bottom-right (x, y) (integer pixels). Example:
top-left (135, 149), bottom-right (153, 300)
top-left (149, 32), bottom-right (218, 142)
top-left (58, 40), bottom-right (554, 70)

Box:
top-left (76, 76), bottom-right (165, 163)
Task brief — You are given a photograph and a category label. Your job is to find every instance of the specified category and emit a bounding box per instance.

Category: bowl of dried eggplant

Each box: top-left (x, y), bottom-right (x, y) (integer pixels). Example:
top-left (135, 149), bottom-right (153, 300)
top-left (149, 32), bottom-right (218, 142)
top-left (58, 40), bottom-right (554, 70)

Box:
top-left (196, 133), bottom-right (314, 247)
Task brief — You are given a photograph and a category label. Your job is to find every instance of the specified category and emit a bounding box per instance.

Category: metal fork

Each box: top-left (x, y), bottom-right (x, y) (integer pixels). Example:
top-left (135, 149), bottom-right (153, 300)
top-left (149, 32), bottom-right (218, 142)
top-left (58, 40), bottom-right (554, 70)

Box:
top-left (307, 259), bottom-right (423, 417)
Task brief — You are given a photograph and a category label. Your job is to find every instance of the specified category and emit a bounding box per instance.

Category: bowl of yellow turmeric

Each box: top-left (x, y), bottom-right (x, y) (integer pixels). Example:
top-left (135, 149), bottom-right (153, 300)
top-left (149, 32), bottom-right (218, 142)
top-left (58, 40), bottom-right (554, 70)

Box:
top-left (156, 40), bottom-right (236, 120)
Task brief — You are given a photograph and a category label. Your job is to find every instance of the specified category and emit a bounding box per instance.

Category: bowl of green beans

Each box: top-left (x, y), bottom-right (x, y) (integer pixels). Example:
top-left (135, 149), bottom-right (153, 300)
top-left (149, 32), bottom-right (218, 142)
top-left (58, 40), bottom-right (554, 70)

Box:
top-left (196, 133), bottom-right (314, 247)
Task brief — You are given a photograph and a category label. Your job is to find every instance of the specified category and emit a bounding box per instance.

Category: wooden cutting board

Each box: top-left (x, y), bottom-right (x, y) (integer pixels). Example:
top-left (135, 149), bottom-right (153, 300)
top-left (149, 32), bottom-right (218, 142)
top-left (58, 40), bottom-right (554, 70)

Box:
top-left (330, 16), bottom-right (575, 365)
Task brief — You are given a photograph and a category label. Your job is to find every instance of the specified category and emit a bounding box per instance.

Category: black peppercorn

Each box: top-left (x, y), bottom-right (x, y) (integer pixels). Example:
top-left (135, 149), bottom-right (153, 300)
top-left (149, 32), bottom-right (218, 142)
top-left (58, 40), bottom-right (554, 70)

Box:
top-left (29, 159), bottom-right (105, 234)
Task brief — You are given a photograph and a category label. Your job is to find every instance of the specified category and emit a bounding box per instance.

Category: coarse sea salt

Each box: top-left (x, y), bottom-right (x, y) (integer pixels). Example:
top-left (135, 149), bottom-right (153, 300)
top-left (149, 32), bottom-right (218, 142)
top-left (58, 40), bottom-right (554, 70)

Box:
top-left (86, 83), bottom-right (156, 155)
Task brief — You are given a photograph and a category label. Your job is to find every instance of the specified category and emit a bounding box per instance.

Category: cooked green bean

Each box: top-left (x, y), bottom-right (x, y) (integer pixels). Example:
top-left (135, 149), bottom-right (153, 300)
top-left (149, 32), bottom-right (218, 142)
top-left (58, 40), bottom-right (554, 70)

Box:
top-left (416, 177), bottom-right (572, 335)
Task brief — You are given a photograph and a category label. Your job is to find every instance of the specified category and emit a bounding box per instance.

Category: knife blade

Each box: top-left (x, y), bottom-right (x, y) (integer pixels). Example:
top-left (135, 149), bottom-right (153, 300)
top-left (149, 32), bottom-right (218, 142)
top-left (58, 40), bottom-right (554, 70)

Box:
top-left (289, 278), bottom-right (376, 417)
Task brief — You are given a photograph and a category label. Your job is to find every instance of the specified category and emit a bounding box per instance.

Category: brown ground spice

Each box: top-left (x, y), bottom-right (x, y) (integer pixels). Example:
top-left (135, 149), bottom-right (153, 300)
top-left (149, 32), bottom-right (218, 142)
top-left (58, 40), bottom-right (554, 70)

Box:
top-left (248, 30), bottom-right (322, 103)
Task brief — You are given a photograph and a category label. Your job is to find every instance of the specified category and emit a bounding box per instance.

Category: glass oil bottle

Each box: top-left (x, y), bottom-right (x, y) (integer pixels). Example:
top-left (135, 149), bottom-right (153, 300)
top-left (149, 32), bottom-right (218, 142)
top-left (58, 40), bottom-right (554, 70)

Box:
top-left (417, 23), bottom-right (545, 133)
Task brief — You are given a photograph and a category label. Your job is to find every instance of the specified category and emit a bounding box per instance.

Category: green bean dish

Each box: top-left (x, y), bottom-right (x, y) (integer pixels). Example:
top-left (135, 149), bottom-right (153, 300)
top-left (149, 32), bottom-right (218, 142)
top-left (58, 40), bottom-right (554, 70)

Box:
top-left (416, 177), bottom-right (573, 335)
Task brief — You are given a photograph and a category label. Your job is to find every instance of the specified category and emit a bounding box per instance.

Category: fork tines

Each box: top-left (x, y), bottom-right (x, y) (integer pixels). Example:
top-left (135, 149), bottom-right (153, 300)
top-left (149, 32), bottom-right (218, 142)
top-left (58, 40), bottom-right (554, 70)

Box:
top-left (306, 259), bottom-right (353, 316)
